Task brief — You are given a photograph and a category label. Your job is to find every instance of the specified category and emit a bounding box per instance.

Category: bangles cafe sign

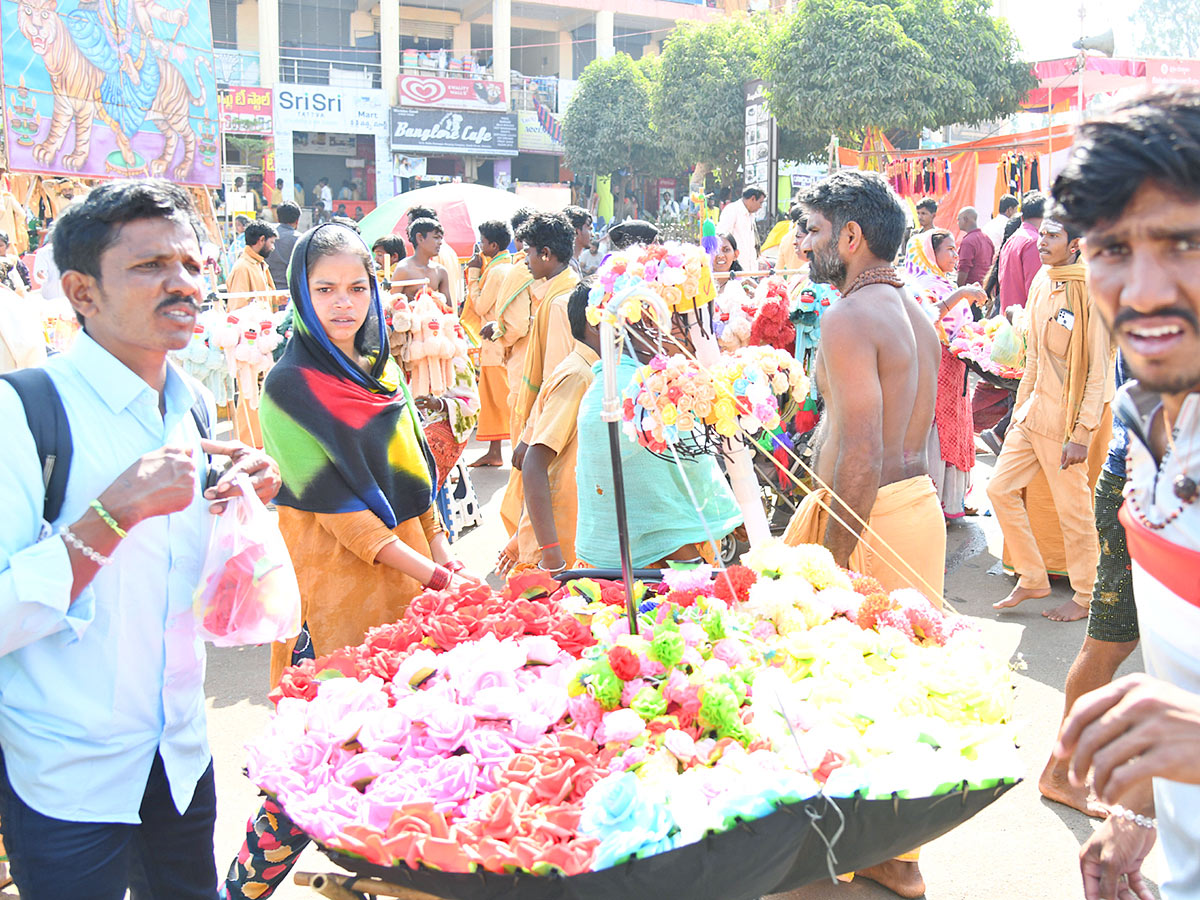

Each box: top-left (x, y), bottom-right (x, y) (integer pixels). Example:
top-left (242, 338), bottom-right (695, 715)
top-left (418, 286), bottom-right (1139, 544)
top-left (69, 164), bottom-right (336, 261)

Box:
top-left (389, 108), bottom-right (518, 157)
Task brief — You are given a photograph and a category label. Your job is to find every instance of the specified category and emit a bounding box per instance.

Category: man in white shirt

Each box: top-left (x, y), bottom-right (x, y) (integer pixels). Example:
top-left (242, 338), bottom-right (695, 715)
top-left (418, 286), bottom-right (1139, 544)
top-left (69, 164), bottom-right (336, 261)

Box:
top-left (0, 181), bottom-right (280, 898)
top-left (1053, 90), bottom-right (1200, 900)
top-left (983, 194), bottom-right (1020, 250)
top-left (718, 187), bottom-right (766, 272)
top-left (317, 177), bottom-right (334, 214)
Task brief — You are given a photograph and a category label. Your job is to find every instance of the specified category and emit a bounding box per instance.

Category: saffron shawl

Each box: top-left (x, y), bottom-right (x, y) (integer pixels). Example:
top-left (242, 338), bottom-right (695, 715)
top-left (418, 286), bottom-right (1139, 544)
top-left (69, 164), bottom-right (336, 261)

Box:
top-left (261, 224), bottom-right (435, 528)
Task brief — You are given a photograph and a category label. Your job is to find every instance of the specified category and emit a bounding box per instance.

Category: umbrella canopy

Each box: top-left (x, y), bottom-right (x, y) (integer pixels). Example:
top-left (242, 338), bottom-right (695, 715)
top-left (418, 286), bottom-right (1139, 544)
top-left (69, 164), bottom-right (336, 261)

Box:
top-left (1021, 56), bottom-right (1147, 113)
top-left (320, 782), bottom-right (1018, 900)
top-left (358, 183), bottom-right (544, 257)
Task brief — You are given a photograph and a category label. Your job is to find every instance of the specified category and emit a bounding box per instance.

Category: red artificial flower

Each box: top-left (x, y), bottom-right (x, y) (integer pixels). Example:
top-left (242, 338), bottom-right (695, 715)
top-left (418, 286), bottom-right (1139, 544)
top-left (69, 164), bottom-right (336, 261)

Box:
top-left (269, 659), bottom-right (319, 705)
top-left (550, 616), bottom-right (595, 656)
top-left (814, 749), bottom-right (847, 784)
top-left (424, 614), bottom-right (473, 649)
top-left (501, 570), bottom-right (560, 604)
top-left (364, 619), bottom-right (423, 653)
top-left (511, 598), bottom-right (556, 635)
top-left (474, 614), bottom-right (527, 642)
top-left (712, 565), bottom-right (757, 605)
top-left (607, 646), bottom-right (641, 681)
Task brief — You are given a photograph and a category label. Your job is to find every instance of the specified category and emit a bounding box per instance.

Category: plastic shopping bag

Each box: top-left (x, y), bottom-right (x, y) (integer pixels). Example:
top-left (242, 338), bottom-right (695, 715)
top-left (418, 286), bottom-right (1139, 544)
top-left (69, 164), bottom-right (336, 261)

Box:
top-left (193, 473), bottom-right (301, 647)
top-left (989, 318), bottom-right (1026, 369)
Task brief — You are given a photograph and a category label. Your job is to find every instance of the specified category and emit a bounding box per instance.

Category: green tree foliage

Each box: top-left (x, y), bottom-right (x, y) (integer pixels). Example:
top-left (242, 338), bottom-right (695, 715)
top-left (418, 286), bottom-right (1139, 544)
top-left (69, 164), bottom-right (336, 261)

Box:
top-left (652, 17), bottom-right (766, 183)
top-left (760, 0), bottom-right (1034, 149)
top-left (1132, 0), bottom-right (1200, 56)
top-left (562, 53), bottom-right (670, 179)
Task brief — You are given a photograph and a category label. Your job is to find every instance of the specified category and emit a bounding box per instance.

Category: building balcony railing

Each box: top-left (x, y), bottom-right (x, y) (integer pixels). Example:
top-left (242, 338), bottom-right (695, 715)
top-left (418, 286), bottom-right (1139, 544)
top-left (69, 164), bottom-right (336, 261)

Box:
top-left (280, 47), bottom-right (382, 91)
top-left (510, 74), bottom-right (559, 113)
top-left (214, 48), bottom-right (261, 87)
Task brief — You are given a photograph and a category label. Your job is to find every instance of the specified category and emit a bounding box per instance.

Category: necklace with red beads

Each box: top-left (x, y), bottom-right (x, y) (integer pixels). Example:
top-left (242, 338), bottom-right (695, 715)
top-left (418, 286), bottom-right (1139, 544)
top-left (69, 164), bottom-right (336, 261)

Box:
top-left (1124, 408), bottom-right (1199, 529)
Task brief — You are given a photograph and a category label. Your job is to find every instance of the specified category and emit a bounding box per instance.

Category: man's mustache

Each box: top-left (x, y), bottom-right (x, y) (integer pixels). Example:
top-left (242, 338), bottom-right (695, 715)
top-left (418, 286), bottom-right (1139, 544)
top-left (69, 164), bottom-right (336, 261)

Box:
top-left (156, 296), bottom-right (200, 313)
top-left (1112, 306), bottom-right (1200, 331)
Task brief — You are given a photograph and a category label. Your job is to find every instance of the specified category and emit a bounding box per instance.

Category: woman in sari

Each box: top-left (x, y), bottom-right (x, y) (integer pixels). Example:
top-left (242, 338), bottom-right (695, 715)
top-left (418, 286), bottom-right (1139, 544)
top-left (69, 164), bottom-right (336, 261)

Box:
top-left (904, 229), bottom-right (988, 519)
top-left (225, 223), bottom-right (479, 899)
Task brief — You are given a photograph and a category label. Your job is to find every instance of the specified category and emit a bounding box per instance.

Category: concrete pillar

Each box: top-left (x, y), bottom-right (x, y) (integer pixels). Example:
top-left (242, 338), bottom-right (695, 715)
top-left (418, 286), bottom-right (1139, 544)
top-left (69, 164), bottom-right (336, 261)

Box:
top-left (257, 0), bottom-right (279, 86)
top-left (557, 30), bottom-right (572, 80)
top-left (452, 20), bottom-right (472, 59)
top-left (595, 10), bottom-right (615, 60)
top-left (381, 0), bottom-right (400, 105)
top-left (492, 0), bottom-right (511, 100)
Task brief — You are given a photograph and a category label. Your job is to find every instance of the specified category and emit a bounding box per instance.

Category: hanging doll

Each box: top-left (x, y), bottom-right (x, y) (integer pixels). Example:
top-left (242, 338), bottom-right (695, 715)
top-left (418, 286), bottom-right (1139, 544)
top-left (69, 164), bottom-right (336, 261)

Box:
top-left (406, 289), bottom-right (459, 397)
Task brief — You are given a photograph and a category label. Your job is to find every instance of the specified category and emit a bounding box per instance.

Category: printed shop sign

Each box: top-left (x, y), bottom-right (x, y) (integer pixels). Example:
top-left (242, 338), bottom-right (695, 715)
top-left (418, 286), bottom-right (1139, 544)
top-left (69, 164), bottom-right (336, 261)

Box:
top-left (219, 87), bottom-right (273, 135)
top-left (398, 75), bottom-right (506, 110)
top-left (389, 108), bottom-right (518, 157)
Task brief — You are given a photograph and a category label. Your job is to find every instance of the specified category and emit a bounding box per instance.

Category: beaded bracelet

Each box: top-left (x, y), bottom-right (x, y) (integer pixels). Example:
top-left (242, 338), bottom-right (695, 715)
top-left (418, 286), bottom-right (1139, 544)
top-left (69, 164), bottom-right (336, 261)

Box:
top-left (61, 528), bottom-right (113, 566)
top-left (89, 500), bottom-right (128, 539)
top-left (1110, 804), bottom-right (1157, 830)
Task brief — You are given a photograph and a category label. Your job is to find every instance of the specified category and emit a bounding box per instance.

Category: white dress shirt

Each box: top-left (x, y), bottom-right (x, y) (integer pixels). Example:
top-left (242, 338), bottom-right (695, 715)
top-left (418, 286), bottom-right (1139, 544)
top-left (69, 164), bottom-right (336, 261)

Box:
top-left (718, 199), bottom-right (760, 272)
top-left (0, 333), bottom-right (214, 822)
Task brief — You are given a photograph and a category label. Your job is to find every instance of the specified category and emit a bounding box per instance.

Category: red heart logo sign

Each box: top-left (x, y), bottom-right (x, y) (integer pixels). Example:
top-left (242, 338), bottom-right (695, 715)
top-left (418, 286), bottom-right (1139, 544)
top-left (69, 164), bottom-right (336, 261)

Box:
top-left (402, 77), bottom-right (446, 105)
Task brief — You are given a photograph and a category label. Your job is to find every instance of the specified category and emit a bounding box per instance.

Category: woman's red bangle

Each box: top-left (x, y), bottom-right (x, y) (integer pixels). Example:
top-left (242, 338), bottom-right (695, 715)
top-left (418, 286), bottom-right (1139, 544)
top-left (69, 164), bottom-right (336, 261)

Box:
top-left (425, 565), bottom-right (452, 591)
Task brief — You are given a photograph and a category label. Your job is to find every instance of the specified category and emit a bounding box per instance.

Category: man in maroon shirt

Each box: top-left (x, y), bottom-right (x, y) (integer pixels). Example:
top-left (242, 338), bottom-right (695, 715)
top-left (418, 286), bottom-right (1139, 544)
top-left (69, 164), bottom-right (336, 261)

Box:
top-left (997, 190), bottom-right (1046, 312)
top-left (955, 206), bottom-right (994, 287)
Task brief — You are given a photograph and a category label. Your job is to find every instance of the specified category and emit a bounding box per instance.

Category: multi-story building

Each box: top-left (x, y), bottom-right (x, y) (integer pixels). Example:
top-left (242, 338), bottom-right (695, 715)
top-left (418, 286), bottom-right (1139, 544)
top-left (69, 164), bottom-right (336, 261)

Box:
top-left (211, 0), bottom-right (724, 204)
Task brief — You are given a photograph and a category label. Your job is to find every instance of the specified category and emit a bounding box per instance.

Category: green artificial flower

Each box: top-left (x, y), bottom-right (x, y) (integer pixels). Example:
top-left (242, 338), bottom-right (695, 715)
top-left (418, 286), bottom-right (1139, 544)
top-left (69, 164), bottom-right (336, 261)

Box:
top-left (648, 630), bottom-right (686, 670)
top-left (699, 683), bottom-right (744, 739)
top-left (631, 686), bottom-right (668, 721)
top-left (588, 659), bottom-right (624, 710)
top-left (702, 610), bottom-right (726, 642)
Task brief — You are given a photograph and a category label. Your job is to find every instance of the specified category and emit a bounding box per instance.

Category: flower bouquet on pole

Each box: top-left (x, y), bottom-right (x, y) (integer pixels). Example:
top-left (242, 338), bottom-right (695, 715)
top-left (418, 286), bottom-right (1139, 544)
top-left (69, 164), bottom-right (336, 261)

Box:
top-left (247, 544), bottom-right (1021, 900)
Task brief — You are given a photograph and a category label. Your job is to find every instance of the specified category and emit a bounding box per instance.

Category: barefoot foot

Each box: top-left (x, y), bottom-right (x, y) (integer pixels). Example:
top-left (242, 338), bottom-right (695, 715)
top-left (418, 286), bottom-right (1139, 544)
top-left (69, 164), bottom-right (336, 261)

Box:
top-left (993, 584), bottom-right (1050, 611)
top-left (1038, 761), bottom-right (1105, 817)
top-left (468, 453), bottom-right (503, 467)
top-left (1043, 598), bottom-right (1088, 621)
top-left (855, 860), bottom-right (926, 899)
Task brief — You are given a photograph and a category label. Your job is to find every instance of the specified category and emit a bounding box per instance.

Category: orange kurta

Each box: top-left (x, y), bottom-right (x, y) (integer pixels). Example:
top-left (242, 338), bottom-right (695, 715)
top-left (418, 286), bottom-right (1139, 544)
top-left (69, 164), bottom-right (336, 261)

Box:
top-left (269, 506), bottom-right (440, 687)
top-left (474, 253), bottom-right (515, 442)
top-left (516, 344), bottom-right (598, 566)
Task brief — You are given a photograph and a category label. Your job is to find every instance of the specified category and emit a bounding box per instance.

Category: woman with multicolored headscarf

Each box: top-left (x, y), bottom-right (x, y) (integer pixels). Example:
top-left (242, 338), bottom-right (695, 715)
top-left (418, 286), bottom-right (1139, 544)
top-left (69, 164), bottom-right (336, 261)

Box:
top-left (259, 222), bottom-right (481, 687)
top-left (226, 223), bottom-right (482, 899)
top-left (904, 229), bottom-right (988, 518)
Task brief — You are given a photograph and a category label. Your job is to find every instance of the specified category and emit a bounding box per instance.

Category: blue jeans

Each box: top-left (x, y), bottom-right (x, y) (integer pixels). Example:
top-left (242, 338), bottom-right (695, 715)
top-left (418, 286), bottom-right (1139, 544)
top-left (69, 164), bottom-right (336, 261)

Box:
top-left (0, 749), bottom-right (218, 900)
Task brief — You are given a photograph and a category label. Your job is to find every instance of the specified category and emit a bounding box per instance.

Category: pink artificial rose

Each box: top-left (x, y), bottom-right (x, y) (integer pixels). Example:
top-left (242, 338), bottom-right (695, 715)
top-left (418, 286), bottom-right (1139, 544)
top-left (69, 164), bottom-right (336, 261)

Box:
top-left (663, 728), bottom-right (698, 764)
top-left (521, 634), bottom-right (563, 665)
top-left (712, 638), bottom-right (749, 667)
top-left (620, 677), bottom-right (648, 707)
top-left (678, 622), bottom-right (707, 647)
top-left (334, 751), bottom-right (396, 789)
top-left (596, 707), bottom-right (645, 744)
top-left (424, 754), bottom-right (480, 812)
top-left (750, 621), bottom-right (777, 640)
top-left (421, 703), bottom-right (475, 752)
top-left (567, 694), bottom-right (603, 739)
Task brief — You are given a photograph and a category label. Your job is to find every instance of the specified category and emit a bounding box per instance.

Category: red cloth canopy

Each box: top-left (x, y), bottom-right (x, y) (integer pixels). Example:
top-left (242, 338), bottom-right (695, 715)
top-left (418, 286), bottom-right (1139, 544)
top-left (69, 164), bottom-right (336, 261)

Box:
top-left (1021, 56), bottom-right (1148, 113)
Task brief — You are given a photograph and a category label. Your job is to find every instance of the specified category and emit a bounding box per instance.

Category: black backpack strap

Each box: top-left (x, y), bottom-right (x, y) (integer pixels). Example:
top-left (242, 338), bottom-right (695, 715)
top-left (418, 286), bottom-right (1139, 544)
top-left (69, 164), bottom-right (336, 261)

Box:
top-left (0, 369), bottom-right (72, 523)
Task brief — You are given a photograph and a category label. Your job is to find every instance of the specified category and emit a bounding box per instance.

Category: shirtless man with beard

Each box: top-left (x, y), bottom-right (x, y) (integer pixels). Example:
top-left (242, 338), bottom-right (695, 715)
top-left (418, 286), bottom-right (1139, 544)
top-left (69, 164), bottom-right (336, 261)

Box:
top-left (781, 170), bottom-right (945, 897)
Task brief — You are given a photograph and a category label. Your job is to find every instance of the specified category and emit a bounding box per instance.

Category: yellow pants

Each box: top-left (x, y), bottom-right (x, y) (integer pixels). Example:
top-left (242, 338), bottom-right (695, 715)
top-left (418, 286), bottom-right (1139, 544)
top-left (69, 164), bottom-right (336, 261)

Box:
top-left (987, 421), bottom-right (1101, 603)
top-left (782, 474), bottom-right (946, 608)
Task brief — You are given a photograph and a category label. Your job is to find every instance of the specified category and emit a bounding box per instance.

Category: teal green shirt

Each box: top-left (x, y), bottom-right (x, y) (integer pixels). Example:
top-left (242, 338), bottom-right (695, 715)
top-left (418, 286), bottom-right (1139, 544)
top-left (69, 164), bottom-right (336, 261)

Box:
top-left (574, 357), bottom-right (743, 567)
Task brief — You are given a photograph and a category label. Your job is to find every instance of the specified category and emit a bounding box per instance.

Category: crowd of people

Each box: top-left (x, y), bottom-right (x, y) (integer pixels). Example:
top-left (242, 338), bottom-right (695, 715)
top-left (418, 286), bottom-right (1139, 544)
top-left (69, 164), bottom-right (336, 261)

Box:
top-left (1, 88), bottom-right (1200, 900)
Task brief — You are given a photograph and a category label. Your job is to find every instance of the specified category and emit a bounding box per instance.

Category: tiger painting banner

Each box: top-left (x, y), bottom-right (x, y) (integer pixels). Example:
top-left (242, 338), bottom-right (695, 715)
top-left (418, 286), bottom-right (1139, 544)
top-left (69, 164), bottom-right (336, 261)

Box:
top-left (1, 0), bottom-right (221, 186)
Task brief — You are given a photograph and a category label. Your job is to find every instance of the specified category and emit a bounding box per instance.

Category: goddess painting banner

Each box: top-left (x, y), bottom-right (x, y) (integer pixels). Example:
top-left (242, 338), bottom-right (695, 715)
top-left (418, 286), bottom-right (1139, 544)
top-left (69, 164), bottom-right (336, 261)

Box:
top-left (1, 0), bottom-right (220, 185)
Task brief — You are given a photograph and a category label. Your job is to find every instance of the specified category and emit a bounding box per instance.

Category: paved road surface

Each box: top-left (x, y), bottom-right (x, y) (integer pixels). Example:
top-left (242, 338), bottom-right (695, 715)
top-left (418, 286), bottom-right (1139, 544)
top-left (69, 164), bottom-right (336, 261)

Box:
top-left (0, 443), bottom-right (1162, 899)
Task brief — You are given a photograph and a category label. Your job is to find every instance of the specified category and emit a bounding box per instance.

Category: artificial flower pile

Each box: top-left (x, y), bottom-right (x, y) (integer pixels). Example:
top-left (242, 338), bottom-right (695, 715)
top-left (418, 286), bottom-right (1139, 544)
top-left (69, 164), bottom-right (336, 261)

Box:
top-left (245, 543), bottom-right (1021, 879)
top-left (620, 348), bottom-right (808, 454)
top-left (748, 277), bottom-right (796, 353)
top-left (948, 318), bottom-right (1024, 381)
top-left (587, 241), bottom-right (716, 329)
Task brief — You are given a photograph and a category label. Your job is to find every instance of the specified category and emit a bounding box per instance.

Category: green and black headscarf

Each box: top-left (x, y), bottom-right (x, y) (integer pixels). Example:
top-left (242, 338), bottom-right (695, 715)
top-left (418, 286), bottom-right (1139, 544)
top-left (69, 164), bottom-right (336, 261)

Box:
top-left (260, 223), bottom-right (435, 527)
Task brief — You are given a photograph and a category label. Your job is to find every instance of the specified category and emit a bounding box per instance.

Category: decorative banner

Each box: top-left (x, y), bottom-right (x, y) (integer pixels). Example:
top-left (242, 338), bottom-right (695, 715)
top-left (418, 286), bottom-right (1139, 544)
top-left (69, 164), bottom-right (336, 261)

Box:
top-left (1145, 57), bottom-right (1200, 88)
top-left (219, 87), bottom-right (273, 135)
top-left (274, 85), bottom-right (394, 202)
top-left (389, 108), bottom-right (518, 157)
top-left (743, 80), bottom-right (778, 219)
top-left (516, 110), bottom-right (564, 155)
top-left (397, 75), bottom-right (506, 110)
top-left (493, 157), bottom-right (512, 191)
top-left (1, 0), bottom-right (220, 185)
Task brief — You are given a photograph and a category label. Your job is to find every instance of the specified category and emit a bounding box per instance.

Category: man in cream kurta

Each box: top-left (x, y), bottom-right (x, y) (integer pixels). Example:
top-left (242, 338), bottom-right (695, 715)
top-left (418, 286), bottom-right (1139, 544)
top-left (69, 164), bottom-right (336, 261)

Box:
top-left (989, 225), bottom-right (1114, 621)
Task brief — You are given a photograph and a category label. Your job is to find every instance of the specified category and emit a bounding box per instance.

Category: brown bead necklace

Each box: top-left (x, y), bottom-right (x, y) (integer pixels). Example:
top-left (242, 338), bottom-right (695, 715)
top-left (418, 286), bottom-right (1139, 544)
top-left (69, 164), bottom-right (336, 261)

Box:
top-left (841, 265), bottom-right (904, 296)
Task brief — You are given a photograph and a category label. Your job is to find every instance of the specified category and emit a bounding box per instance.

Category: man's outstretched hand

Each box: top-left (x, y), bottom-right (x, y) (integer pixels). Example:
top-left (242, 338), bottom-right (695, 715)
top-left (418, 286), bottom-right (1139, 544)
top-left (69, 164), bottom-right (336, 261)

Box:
top-left (1056, 673), bottom-right (1200, 804)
